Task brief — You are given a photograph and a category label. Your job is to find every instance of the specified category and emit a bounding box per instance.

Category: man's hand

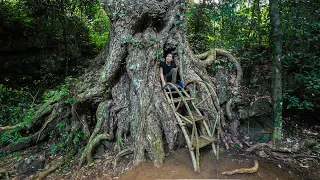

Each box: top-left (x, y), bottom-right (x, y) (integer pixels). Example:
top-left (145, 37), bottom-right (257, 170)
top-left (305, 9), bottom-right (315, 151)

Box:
top-left (162, 81), bottom-right (166, 87)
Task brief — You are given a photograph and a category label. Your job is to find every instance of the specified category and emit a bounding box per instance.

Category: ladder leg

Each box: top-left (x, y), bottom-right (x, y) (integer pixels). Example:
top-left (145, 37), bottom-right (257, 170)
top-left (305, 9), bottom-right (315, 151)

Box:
top-left (180, 126), bottom-right (198, 172)
top-left (195, 148), bottom-right (200, 172)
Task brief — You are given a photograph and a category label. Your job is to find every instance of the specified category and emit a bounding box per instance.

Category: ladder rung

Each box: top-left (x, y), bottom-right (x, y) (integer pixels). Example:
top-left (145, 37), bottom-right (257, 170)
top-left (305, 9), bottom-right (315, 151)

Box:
top-left (166, 90), bottom-right (181, 94)
top-left (166, 90), bottom-right (190, 94)
top-left (177, 113), bottom-right (193, 124)
top-left (192, 135), bottom-right (215, 149)
top-left (173, 97), bottom-right (195, 103)
top-left (184, 115), bottom-right (204, 122)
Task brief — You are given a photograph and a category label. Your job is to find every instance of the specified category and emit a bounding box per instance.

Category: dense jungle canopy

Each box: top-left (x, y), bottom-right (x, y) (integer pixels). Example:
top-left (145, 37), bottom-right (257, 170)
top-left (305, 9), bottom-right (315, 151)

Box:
top-left (0, 0), bottom-right (319, 179)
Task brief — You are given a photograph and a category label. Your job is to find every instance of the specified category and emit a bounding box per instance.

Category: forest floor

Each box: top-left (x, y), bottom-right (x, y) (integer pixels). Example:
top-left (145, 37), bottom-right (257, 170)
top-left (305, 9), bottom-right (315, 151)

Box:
top-left (1, 118), bottom-right (319, 180)
top-left (1, 138), bottom-right (319, 180)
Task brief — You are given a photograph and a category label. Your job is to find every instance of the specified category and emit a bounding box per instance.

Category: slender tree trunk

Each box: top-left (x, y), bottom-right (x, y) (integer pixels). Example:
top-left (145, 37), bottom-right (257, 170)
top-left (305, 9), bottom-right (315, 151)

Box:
top-left (256, 0), bottom-right (261, 45)
top-left (269, 0), bottom-right (283, 143)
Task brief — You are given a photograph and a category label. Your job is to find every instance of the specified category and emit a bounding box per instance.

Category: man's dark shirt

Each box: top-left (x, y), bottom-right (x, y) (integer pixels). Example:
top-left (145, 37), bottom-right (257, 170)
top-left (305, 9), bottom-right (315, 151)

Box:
top-left (160, 61), bottom-right (177, 75)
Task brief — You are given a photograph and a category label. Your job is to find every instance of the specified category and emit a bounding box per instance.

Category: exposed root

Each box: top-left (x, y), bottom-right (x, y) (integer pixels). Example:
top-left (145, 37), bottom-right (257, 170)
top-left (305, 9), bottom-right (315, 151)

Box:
top-left (37, 106), bottom-right (57, 142)
top-left (196, 49), bottom-right (216, 66)
top-left (196, 48), bottom-right (243, 87)
top-left (195, 48), bottom-right (245, 152)
top-left (225, 98), bottom-right (243, 148)
top-left (218, 122), bottom-right (229, 150)
top-left (0, 125), bottom-right (22, 134)
top-left (113, 148), bottom-right (133, 169)
top-left (226, 98), bottom-right (233, 121)
top-left (246, 143), bottom-right (298, 153)
top-left (271, 153), bottom-right (320, 161)
top-left (0, 106), bottom-right (58, 154)
top-left (36, 150), bottom-right (76, 180)
top-left (78, 133), bottom-right (113, 167)
top-left (78, 100), bottom-right (114, 167)
top-left (216, 48), bottom-right (242, 87)
top-left (0, 104), bottom-right (54, 135)
top-left (222, 160), bottom-right (259, 175)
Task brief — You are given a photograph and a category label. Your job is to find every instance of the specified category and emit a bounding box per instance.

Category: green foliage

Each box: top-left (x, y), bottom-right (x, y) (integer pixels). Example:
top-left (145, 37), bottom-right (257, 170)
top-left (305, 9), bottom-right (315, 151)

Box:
top-left (154, 49), bottom-right (164, 60)
top-left (0, 84), bottom-right (38, 127)
top-left (42, 77), bottom-right (73, 103)
top-left (85, 8), bottom-right (110, 52)
top-left (0, 0), bottom-right (109, 86)
top-left (12, 152), bottom-right (22, 158)
top-left (186, 0), bottom-right (270, 51)
top-left (88, 162), bottom-right (95, 167)
top-left (0, 77), bottom-right (78, 147)
top-left (280, 0), bottom-right (320, 112)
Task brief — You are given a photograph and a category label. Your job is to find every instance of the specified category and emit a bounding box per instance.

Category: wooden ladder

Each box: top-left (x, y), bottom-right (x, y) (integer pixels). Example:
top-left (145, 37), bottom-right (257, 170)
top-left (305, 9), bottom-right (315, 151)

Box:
top-left (163, 82), bottom-right (218, 172)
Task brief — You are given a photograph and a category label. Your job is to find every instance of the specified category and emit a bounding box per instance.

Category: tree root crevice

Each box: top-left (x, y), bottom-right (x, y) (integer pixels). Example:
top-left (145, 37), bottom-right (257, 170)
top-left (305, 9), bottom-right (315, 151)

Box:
top-left (114, 148), bottom-right (133, 169)
top-left (78, 133), bottom-right (113, 167)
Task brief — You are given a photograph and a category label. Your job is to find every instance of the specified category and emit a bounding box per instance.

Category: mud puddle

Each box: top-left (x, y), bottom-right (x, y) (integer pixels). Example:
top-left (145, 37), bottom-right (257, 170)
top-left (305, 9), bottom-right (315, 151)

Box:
top-left (119, 148), bottom-right (303, 180)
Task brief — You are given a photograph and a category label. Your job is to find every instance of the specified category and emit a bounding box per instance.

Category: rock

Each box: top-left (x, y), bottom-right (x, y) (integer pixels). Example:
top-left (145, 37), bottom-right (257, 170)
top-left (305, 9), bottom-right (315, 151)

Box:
top-left (249, 98), bottom-right (272, 117)
top-left (214, 71), bottom-right (229, 104)
top-left (17, 154), bottom-right (45, 174)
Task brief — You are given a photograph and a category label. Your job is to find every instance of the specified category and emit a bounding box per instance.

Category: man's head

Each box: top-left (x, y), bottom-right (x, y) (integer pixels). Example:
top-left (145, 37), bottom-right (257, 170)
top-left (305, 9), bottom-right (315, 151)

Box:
top-left (166, 53), bottom-right (173, 63)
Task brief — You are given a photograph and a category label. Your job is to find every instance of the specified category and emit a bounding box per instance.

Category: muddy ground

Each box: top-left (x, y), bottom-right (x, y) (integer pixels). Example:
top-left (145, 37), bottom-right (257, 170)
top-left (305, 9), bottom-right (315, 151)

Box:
top-left (1, 142), bottom-right (319, 180)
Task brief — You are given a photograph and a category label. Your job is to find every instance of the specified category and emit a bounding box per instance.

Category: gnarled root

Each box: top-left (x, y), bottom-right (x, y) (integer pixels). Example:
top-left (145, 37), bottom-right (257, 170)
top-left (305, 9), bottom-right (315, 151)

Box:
top-left (0, 125), bottom-right (23, 134)
top-left (78, 100), bottom-right (115, 167)
top-left (0, 103), bottom-right (55, 135)
top-left (196, 48), bottom-right (243, 87)
top-left (222, 160), bottom-right (259, 175)
top-left (0, 106), bottom-right (58, 154)
top-left (78, 133), bottom-right (113, 167)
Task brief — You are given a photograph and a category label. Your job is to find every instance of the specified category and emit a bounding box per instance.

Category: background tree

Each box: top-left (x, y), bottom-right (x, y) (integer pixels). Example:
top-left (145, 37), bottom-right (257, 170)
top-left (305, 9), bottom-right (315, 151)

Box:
top-left (269, 0), bottom-right (283, 143)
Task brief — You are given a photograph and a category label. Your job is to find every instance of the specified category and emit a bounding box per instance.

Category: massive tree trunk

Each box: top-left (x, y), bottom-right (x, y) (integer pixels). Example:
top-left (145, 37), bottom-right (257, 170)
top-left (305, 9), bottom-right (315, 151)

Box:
top-left (73, 0), bottom-right (214, 166)
top-left (269, 0), bottom-right (283, 143)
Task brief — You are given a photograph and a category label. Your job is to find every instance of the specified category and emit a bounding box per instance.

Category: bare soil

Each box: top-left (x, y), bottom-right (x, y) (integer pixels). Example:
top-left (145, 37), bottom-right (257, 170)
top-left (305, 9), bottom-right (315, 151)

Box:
top-left (1, 143), bottom-right (318, 179)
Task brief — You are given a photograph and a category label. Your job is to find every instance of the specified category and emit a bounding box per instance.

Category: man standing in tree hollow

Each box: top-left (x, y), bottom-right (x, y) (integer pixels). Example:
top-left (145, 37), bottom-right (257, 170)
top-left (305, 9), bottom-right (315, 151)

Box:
top-left (159, 53), bottom-right (178, 87)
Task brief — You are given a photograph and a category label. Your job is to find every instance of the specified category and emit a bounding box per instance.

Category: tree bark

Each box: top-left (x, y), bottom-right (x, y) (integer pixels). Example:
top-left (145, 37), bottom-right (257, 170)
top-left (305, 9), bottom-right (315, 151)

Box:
top-left (77, 0), bottom-right (208, 166)
top-left (269, 0), bottom-right (283, 143)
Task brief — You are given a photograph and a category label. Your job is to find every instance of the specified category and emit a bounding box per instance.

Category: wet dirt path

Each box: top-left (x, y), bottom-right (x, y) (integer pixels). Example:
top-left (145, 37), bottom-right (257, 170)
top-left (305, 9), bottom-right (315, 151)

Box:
top-left (119, 148), bottom-right (302, 180)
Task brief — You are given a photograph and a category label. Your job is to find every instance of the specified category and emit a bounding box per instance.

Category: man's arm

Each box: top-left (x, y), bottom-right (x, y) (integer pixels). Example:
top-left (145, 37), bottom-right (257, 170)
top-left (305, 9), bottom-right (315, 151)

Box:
top-left (160, 67), bottom-right (166, 87)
